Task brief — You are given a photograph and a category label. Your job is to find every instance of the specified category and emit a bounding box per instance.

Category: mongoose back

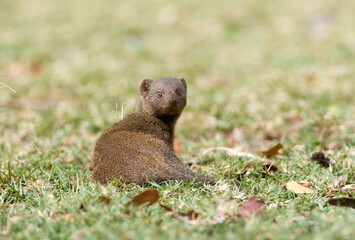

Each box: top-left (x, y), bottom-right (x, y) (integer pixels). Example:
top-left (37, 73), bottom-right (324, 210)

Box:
top-left (90, 77), bottom-right (214, 185)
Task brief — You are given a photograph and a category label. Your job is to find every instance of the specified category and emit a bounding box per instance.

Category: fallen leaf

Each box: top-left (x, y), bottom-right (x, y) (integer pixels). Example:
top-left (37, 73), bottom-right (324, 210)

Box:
top-left (126, 189), bottom-right (160, 206)
top-left (260, 143), bottom-right (283, 158)
top-left (96, 196), bottom-right (111, 204)
top-left (328, 198), bottom-right (355, 208)
top-left (286, 181), bottom-right (315, 194)
top-left (311, 152), bottom-right (334, 167)
top-left (237, 197), bottom-right (266, 221)
top-left (173, 139), bottom-right (184, 154)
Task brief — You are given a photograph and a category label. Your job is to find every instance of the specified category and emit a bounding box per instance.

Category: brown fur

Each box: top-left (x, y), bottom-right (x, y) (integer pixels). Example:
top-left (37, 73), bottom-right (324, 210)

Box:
top-left (90, 77), bottom-right (214, 185)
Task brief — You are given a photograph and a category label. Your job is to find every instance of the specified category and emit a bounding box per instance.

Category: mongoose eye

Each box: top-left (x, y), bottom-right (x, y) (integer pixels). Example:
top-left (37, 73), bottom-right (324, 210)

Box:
top-left (176, 90), bottom-right (182, 96)
top-left (156, 92), bottom-right (163, 98)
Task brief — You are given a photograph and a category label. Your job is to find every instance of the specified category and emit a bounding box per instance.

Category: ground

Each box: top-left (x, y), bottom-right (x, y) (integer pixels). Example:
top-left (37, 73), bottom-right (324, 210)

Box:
top-left (0, 0), bottom-right (354, 239)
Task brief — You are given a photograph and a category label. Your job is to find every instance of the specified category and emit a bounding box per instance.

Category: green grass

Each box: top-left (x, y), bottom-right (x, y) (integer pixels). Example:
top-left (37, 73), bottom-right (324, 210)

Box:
top-left (1, 0), bottom-right (354, 239)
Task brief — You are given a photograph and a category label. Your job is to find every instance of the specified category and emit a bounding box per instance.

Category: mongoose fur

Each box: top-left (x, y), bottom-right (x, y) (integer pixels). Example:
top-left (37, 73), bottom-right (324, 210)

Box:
top-left (90, 77), bottom-right (214, 185)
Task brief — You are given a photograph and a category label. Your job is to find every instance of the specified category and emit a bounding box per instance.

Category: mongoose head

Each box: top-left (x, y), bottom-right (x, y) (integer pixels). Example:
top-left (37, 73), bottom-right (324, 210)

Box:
top-left (138, 77), bottom-right (187, 116)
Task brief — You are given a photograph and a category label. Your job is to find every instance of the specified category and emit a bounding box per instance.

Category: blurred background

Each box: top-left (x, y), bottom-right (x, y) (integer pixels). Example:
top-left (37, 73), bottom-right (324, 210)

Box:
top-left (1, 0), bottom-right (354, 162)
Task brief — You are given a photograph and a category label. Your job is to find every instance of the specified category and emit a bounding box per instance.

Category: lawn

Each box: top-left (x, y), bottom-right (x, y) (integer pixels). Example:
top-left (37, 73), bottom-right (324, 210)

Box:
top-left (1, 0), bottom-right (354, 239)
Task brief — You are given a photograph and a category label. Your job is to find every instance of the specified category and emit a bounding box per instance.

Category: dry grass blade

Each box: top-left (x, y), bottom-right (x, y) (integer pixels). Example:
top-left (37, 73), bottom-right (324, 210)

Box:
top-left (0, 81), bottom-right (17, 93)
top-left (126, 189), bottom-right (160, 206)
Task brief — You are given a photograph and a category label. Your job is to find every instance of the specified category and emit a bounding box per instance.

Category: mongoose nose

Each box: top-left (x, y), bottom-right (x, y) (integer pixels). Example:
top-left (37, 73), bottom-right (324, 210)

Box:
top-left (170, 100), bottom-right (177, 106)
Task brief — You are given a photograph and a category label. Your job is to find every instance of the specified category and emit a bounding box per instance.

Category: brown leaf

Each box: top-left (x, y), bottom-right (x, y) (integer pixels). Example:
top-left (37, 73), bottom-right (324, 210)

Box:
top-left (173, 139), bottom-right (184, 154)
top-left (328, 198), bottom-right (355, 208)
top-left (126, 189), bottom-right (160, 206)
top-left (286, 181), bottom-right (315, 194)
top-left (96, 196), bottom-right (111, 204)
top-left (260, 143), bottom-right (283, 158)
top-left (237, 197), bottom-right (266, 221)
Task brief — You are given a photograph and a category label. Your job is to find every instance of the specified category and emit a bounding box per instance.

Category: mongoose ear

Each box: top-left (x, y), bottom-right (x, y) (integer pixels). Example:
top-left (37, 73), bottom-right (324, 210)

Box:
top-left (179, 78), bottom-right (187, 91)
top-left (140, 78), bottom-right (153, 97)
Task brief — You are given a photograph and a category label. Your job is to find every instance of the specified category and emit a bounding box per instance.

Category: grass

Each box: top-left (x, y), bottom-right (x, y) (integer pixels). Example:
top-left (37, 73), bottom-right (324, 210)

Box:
top-left (1, 0), bottom-right (354, 239)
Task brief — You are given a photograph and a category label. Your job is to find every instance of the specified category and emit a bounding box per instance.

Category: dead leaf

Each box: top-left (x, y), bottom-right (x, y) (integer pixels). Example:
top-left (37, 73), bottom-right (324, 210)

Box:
top-left (260, 143), bottom-right (283, 158)
top-left (237, 197), bottom-right (266, 221)
top-left (328, 198), bottom-right (355, 208)
top-left (126, 189), bottom-right (160, 206)
top-left (173, 139), bottom-right (184, 154)
top-left (286, 181), bottom-right (315, 194)
top-left (96, 196), bottom-right (111, 204)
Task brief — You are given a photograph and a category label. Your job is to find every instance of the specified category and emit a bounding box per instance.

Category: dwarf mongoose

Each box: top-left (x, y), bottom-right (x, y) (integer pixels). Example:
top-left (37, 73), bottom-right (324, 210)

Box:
top-left (90, 77), bottom-right (214, 185)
